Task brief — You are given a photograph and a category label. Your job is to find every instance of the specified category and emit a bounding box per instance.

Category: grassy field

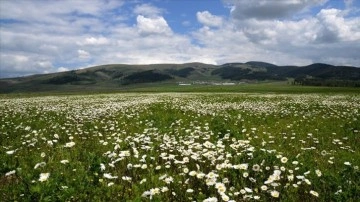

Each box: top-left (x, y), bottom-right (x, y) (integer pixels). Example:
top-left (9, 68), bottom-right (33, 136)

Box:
top-left (2, 81), bottom-right (360, 97)
top-left (1, 91), bottom-right (359, 201)
top-left (119, 82), bottom-right (360, 94)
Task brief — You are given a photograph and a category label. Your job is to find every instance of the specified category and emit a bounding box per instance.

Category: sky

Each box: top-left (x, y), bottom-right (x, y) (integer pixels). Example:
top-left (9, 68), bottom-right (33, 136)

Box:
top-left (0, 0), bottom-right (360, 78)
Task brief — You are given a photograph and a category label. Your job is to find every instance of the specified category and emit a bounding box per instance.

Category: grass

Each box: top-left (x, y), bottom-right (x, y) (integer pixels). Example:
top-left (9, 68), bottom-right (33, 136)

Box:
top-left (121, 82), bottom-right (360, 94)
top-left (1, 81), bottom-right (360, 97)
top-left (1, 92), bottom-right (359, 201)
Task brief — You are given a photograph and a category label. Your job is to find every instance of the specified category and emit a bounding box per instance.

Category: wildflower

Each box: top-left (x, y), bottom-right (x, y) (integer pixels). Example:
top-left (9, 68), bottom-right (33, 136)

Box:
top-left (119, 150), bottom-right (130, 157)
top-left (239, 163), bottom-right (248, 170)
top-left (189, 171), bottom-right (197, 176)
top-left (100, 163), bottom-right (106, 171)
top-left (141, 164), bottom-right (148, 169)
top-left (39, 173), bottom-right (50, 182)
top-left (186, 188), bottom-right (194, 193)
top-left (103, 173), bottom-right (118, 179)
top-left (252, 164), bottom-right (260, 172)
top-left (164, 176), bottom-right (174, 184)
top-left (206, 177), bottom-right (216, 186)
top-left (108, 182), bottom-right (114, 187)
top-left (140, 178), bottom-right (147, 184)
top-left (206, 172), bottom-right (218, 179)
top-left (127, 163), bottom-right (133, 169)
top-left (281, 157), bottom-right (288, 163)
top-left (122, 176), bottom-right (132, 182)
top-left (34, 162), bottom-right (46, 169)
top-left (261, 185), bottom-right (268, 191)
top-left (315, 169), bottom-right (322, 177)
top-left (183, 167), bottom-right (189, 173)
top-left (60, 160), bottom-right (69, 164)
top-left (161, 187), bottom-right (169, 192)
top-left (215, 182), bottom-right (226, 193)
top-left (6, 150), bottom-right (15, 155)
top-left (5, 170), bottom-right (16, 176)
top-left (221, 193), bottom-right (230, 201)
top-left (203, 197), bottom-right (218, 202)
top-left (142, 191), bottom-right (151, 198)
top-left (288, 175), bottom-right (294, 181)
top-left (151, 188), bottom-right (160, 195)
top-left (244, 187), bottom-right (253, 193)
top-left (344, 162), bottom-right (351, 166)
top-left (197, 172), bottom-right (205, 179)
top-left (64, 142), bottom-right (75, 148)
top-left (270, 190), bottom-right (279, 198)
top-left (310, 190), bottom-right (319, 197)
top-left (155, 165), bottom-right (161, 170)
top-left (243, 172), bottom-right (249, 178)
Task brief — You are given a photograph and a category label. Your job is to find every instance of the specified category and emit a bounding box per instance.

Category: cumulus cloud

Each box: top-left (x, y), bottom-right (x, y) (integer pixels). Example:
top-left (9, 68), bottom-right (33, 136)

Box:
top-left (196, 11), bottom-right (223, 27)
top-left (0, 54), bottom-right (54, 77)
top-left (136, 15), bottom-right (172, 35)
top-left (77, 50), bottom-right (90, 59)
top-left (191, 0), bottom-right (360, 66)
top-left (0, 0), bottom-right (359, 78)
top-left (78, 37), bottom-right (110, 46)
top-left (134, 3), bottom-right (164, 17)
top-left (227, 0), bottom-right (327, 20)
top-left (315, 8), bottom-right (360, 42)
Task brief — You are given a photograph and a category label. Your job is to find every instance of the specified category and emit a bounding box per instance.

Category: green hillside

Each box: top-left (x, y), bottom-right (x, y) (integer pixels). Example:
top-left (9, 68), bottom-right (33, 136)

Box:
top-left (1, 62), bottom-right (359, 93)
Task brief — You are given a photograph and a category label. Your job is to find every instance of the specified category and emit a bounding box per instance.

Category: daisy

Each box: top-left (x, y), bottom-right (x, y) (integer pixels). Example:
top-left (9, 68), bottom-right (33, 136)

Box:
top-left (39, 173), bottom-right (50, 182)
top-left (270, 190), bottom-right (279, 198)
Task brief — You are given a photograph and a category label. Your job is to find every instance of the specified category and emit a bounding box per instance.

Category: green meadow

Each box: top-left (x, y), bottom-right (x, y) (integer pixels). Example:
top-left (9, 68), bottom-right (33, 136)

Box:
top-left (1, 86), bottom-right (359, 201)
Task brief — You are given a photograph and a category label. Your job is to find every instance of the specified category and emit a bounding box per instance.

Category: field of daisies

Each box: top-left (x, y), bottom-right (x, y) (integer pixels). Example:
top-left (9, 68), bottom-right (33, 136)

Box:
top-left (1, 93), bottom-right (359, 201)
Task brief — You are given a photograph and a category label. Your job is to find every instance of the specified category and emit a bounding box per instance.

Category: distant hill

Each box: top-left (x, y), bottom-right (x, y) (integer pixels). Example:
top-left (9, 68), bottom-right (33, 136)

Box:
top-left (1, 62), bottom-right (359, 93)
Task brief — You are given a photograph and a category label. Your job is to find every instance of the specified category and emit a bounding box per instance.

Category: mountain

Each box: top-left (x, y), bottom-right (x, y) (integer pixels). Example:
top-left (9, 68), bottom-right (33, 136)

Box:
top-left (1, 62), bottom-right (359, 93)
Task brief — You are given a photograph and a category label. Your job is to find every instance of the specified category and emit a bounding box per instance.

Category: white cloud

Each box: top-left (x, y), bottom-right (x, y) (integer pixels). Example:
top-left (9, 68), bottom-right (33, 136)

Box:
top-left (227, 0), bottom-right (328, 20)
top-left (136, 15), bottom-right (172, 35)
top-left (134, 3), bottom-right (164, 17)
top-left (78, 37), bottom-right (110, 45)
top-left (0, 0), bottom-right (359, 78)
top-left (196, 11), bottom-right (223, 27)
top-left (0, 0), bottom-right (124, 23)
top-left (0, 54), bottom-right (55, 77)
top-left (316, 8), bottom-right (360, 42)
top-left (37, 61), bottom-right (53, 69)
top-left (57, 67), bottom-right (70, 72)
top-left (78, 50), bottom-right (90, 59)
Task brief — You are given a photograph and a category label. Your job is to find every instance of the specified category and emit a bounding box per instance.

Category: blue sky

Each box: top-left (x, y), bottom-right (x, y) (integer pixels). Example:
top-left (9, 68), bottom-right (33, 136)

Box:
top-left (0, 0), bottom-right (359, 78)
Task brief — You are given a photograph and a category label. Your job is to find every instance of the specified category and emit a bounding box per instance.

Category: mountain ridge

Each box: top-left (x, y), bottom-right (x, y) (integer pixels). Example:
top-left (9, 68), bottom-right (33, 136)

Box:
top-left (1, 61), bottom-right (359, 93)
